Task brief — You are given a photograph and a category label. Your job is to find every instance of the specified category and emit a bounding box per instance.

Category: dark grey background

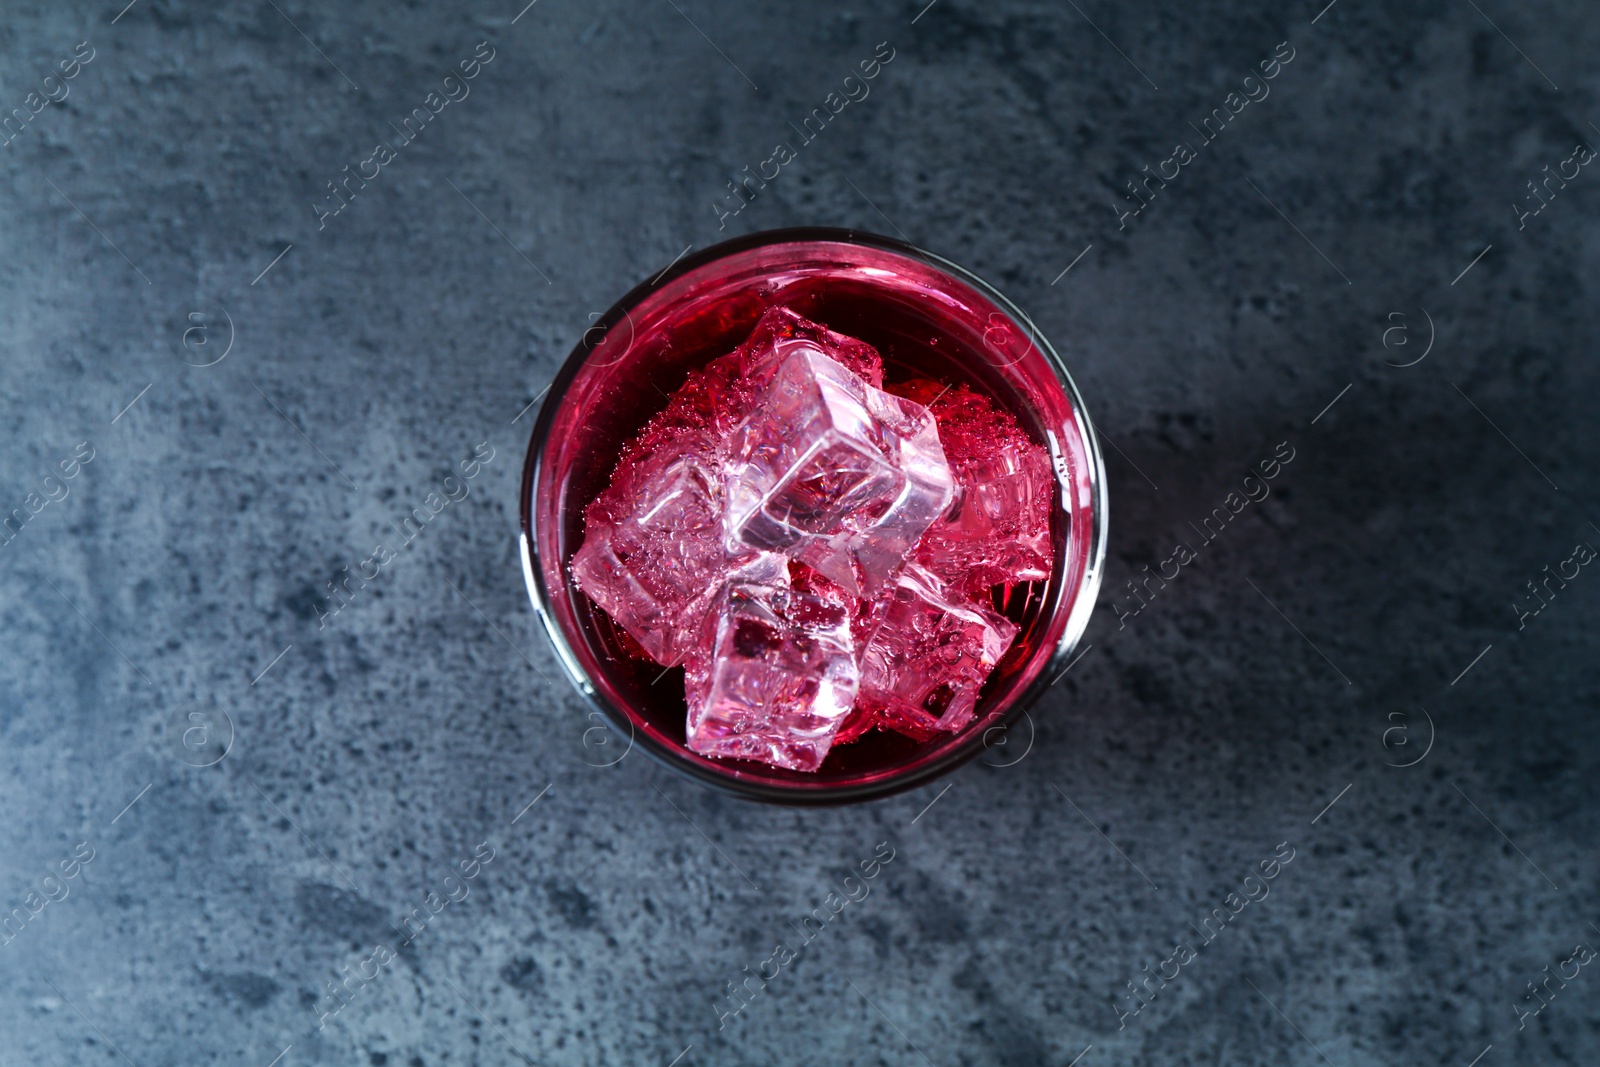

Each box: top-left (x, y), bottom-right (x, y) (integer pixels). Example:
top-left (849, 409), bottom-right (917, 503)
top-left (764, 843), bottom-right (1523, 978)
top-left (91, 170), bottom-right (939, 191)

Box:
top-left (0, 0), bottom-right (1595, 1064)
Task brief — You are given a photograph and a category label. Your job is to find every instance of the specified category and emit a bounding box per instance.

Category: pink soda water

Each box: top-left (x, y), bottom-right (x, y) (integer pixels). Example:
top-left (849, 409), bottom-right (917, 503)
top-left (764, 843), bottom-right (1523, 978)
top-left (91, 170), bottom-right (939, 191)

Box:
top-left (522, 232), bottom-right (1103, 798)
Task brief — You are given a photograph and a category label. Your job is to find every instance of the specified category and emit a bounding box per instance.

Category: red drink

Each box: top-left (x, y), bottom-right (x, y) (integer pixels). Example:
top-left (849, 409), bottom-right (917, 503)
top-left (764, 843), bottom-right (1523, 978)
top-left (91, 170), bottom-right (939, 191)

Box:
top-left (520, 229), bottom-right (1107, 803)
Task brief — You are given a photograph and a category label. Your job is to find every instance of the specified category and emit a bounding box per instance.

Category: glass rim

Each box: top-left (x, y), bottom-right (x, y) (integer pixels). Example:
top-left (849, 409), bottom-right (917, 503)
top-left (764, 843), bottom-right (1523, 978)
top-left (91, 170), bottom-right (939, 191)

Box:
top-left (518, 226), bottom-right (1109, 805)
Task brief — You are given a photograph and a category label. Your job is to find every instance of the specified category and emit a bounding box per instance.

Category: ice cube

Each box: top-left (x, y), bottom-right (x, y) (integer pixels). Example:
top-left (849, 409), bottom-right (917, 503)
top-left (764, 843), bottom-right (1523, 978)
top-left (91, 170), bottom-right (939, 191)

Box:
top-left (831, 700), bottom-right (881, 746)
top-left (684, 581), bottom-right (859, 772)
top-left (896, 382), bottom-right (1055, 598)
top-left (858, 563), bottom-right (1019, 741)
top-left (724, 347), bottom-right (953, 595)
top-left (728, 306), bottom-right (886, 391)
top-left (917, 446), bottom-right (1054, 595)
top-left (789, 559), bottom-right (877, 647)
top-left (572, 457), bottom-right (784, 666)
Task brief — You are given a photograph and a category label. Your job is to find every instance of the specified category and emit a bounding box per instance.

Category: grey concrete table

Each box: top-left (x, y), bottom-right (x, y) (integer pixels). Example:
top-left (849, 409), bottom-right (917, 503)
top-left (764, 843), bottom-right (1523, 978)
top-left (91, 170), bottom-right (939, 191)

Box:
top-left (1, 1), bottom-right (1595, 1064)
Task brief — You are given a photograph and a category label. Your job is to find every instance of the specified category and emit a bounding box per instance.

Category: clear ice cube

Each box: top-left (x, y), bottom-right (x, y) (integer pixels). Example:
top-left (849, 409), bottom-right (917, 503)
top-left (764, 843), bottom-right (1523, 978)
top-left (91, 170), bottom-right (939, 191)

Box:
top-left (858, 563), bottom-right (1019, 740)
top-left (571, 457), bottom-right (783, 666)
top-left (889, 381), bottom-right (1055, 598)
top-left (917, 445), bottom-right (1054, 595)
top-left (727, 306), bottom-right (886, 391)
top-left (724, 347), bottom-right (953, 596)
top-left (684, 581), bottom-right (859, 772)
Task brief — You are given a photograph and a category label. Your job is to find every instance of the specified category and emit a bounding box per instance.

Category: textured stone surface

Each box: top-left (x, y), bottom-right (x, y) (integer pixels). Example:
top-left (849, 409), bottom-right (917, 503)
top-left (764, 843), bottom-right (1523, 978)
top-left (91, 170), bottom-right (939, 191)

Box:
top-left (0, 1), bottom-right (1596, 1065)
